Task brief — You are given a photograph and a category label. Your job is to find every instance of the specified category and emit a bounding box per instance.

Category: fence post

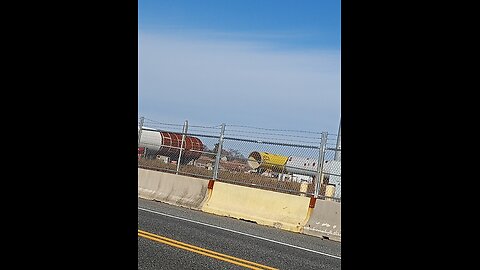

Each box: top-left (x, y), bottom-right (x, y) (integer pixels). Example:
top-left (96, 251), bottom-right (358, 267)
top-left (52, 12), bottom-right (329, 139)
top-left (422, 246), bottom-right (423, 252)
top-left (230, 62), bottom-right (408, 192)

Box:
top-left (213, 123), bottom-right (226, 181)
top-left (138, 116), bottom-right (144, 148)
top-left (176, 120), bottom-right (188, 174)
top-left (314, 132), bottom-right (328, 198)
top-left (334, 118), bottom-right (341, 161)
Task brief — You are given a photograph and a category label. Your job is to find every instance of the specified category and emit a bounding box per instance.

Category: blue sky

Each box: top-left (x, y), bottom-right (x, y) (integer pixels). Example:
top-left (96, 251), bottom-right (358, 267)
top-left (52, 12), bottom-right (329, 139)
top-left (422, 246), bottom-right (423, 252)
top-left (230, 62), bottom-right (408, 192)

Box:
top-left (138, 0), bottom-right (341, 135)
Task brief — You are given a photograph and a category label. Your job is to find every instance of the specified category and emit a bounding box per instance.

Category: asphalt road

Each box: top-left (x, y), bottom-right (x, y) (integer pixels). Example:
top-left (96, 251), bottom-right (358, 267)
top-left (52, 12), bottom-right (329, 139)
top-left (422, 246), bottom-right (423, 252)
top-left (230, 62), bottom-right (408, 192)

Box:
top-left (138, 198), bottom-right (341, 269)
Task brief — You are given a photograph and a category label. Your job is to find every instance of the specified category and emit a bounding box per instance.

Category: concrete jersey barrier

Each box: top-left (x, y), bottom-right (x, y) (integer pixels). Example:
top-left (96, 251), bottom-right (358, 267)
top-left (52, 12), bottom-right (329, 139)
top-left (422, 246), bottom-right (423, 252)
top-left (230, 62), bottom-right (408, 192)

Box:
top-left (303, 200), bottom-right (341, 241)
top-left (202, 181), bottom-right (311, 233)
top-left (138, 168), bottom-right (209, 210)
top-left (138, 169), bottom-right (341, 241)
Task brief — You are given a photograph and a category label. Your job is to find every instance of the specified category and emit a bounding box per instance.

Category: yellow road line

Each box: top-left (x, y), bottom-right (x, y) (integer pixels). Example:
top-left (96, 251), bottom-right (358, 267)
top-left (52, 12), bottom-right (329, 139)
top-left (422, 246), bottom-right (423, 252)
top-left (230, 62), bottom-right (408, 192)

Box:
top-left (139, 229), bottom-right (276, 269)
top-left (138, 229), bottom-right (278, 270)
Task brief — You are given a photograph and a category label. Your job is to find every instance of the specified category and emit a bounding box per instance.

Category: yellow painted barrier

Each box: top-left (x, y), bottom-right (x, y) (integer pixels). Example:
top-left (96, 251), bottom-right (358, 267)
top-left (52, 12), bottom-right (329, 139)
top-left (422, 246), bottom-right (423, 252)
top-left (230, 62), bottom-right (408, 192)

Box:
top-left (202, 182), bottom-right (311, 232)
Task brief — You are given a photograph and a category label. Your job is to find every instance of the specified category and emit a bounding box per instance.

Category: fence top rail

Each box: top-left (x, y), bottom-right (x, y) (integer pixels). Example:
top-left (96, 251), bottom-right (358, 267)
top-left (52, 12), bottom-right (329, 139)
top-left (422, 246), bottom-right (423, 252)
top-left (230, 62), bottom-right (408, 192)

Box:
top-left (222, 136), bottom-right (320, 149)
top-left (141, 127), bottom-right (321, 148)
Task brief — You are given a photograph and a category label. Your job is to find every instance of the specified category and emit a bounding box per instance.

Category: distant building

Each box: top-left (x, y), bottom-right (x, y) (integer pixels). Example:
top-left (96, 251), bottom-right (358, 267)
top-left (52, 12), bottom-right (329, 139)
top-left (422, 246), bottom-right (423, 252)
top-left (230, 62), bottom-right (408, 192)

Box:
top-left (194, 156), bottom-right (215, 170)
top-left (156, 155), bottom-right (170, 164)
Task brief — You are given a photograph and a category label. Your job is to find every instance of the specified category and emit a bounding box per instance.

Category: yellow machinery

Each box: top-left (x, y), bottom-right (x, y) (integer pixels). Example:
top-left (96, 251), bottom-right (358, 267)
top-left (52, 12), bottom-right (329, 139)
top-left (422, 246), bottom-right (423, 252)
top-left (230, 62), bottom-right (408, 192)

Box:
top-left (247, 151), bottom-right (289, 172)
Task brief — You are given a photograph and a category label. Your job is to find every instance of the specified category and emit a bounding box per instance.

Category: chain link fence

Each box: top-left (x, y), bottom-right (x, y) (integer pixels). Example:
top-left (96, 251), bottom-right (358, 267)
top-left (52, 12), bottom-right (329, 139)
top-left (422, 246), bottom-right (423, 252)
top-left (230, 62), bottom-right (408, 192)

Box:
top-left (138, 117), bottom-right (341, 202)
top-left (320, 133), bottom-right (341, 200)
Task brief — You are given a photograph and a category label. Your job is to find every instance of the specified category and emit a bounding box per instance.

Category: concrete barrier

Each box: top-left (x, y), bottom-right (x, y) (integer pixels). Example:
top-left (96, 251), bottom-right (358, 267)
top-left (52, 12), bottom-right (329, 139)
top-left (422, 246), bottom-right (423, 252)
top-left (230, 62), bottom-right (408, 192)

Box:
top-left (202, 182), bottom-right (311, 232)
top-left (303, 199), bottom-right (341, 241)
top-left (138, 168), bottom-right (209, 210)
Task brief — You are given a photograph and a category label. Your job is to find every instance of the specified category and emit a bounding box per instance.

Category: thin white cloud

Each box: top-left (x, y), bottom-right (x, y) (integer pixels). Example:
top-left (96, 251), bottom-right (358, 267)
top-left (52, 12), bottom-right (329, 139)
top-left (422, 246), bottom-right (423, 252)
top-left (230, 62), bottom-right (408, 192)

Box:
top-left (139, 31), bottom-right (340, 133)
